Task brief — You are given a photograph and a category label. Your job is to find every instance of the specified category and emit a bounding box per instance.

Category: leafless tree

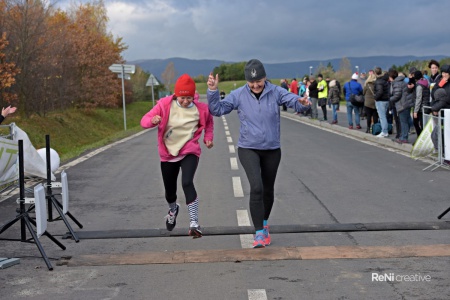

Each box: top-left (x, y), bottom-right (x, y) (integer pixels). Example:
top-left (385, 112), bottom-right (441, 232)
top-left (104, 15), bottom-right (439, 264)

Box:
top-left (161, 62), bottom-right (176, 93)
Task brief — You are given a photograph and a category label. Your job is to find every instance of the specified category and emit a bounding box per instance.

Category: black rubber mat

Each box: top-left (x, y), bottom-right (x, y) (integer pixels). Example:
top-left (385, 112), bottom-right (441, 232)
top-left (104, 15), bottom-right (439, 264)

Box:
top-left (62, 221), bottom-right (450, 240)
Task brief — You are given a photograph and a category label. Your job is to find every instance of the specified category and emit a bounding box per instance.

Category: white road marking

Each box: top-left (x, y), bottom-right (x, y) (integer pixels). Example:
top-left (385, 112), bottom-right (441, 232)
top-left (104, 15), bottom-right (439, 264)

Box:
top-left (248, 289), bottom-right (268, 300)
top-left (229, 145), bottom-right (236, 154)
top-left (236, 210), bottom-right (251, 226)
top-left (224, 126), bottom-right (229, 130)
top-left (227, 137), bottom-right (233, 143)
top-left (230, 157), bottom-right (239, 170)
top-left (237, 210), bottom-right (253, 249)
top-left (225, 130), bottom-right (230, 136)
top-left (232, 177), bottom-right (244, 197)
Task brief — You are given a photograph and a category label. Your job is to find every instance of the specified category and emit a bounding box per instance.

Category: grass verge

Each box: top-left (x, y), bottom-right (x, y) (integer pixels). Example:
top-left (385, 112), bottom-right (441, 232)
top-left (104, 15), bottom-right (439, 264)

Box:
top-left (1, 102), bottom-right (153, 163)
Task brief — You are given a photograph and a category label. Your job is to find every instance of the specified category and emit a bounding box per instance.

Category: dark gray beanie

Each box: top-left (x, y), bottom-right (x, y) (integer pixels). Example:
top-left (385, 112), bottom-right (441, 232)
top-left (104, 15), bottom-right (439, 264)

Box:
top-left (434, 88), bottom-right (447, 102)
top-left (440, 64), bottom-right (450, 74)
top-left (244, 59), bottom-right (266, 81)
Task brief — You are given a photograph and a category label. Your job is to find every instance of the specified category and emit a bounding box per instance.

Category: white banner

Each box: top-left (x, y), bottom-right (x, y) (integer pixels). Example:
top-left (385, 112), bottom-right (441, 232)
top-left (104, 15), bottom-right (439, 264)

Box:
top-left (411, 118), bottom-right (435, 158)
top-left (13, 126), bottom-right (56, 181)
top-left (0, 137), bottom-right (19, 186)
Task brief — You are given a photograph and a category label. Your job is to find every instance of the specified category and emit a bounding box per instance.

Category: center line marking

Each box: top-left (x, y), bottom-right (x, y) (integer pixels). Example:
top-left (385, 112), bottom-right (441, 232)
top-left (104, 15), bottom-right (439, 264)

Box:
top-left (232, 177), bottom-right (244, 197)
top-left (248, 289), bottom-right (268, 300)
top-left (227, 137), bottom-right (233, 143)
top-left (230, 157), bottom-right (238, 170)
top-left (229, 145), bottom-right (235, 153)
top-left (237, 210), bottom-right (253, 249)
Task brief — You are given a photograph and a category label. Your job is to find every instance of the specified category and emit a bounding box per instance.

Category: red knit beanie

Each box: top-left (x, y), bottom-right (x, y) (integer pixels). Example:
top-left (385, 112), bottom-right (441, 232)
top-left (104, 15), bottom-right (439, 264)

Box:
top-left (175, 74), bottom-right (196, 97)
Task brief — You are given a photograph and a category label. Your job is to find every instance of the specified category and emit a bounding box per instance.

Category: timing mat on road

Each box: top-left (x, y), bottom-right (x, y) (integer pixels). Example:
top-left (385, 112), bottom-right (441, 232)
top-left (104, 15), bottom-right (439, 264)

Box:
top-left (62, 221), bottom-right (450, 240)
top-left (63, 244), bottom-right (450, 267)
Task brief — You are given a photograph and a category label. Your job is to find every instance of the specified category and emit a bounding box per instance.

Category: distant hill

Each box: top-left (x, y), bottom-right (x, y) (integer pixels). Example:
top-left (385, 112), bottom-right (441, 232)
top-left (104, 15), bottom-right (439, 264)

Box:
top-left (128, 55), bottom-right (448, 81)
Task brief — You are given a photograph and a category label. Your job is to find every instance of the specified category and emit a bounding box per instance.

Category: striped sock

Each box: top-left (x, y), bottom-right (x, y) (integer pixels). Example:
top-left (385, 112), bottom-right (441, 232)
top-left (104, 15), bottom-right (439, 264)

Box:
top-left (168, 202), bottom-right (178, 213)
top-left (187, 198), bottom-right (199, 225)
top-left (263, 220), bottom-right (268, 227)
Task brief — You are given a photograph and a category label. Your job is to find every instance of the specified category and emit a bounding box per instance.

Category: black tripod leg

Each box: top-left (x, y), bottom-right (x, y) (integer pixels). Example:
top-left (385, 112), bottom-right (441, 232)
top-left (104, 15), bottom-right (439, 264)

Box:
top-left (52, 196), bottom-right (83, 228)
top-left (437, 207), bottom-right (450, 219)
top-left (28, 218), bottom-right (66, 250)
top-left (23, 216), bottom-right (54, 271)
top-left (66, 211), bottom-right (83, 228)
top-left (50, 196), bottom-right (80, 243)
top-left (0, 213), bottom-right (23, 235)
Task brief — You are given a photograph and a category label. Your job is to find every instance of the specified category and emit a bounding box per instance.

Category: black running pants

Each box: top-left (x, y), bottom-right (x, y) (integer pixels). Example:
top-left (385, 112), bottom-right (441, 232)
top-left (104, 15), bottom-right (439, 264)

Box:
top-left (238, 148), bottom-right (281, 231)
top-left (160, 154), bottom-right (199, 205)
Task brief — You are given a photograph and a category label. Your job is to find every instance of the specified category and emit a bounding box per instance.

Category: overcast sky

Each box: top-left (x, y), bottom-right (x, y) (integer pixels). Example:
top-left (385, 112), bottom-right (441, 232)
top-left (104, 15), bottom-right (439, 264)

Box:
top-left (57, 0), bottom-right (450, 64)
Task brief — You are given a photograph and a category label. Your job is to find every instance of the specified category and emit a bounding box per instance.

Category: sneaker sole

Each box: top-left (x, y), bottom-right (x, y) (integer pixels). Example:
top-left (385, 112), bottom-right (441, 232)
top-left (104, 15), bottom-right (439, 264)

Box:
top-left (253, 243), bottom-right (265, 248)
top-left (189, 228), bottom-right (202, 239)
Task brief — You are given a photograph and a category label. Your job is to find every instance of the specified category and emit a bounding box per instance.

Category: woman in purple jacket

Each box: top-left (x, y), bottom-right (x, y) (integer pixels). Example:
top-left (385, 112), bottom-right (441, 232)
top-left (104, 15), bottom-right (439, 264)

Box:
top-left (207, 59), bottom-right (310, 248)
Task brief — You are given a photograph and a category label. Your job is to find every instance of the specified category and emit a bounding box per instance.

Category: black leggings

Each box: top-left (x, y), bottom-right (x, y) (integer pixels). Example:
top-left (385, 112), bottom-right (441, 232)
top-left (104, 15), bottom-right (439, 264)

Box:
top-left (364, 106), bottom-right (379, 129)
top-left (238, 148), bottom-right (281, 231)
top-left (160, 154), bottom-right (199, 205)
top-left (413, 111), bottom-right (423, 136)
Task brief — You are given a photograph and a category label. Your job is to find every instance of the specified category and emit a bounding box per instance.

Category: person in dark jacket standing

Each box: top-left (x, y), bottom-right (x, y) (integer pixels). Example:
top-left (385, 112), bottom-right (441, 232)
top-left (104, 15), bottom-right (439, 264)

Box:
top-left (389, 70), bottom-right (414, 144)
top-left (373, 67), bottom-right (391, 137)
top-left (430, 88), bottom-right (450, 151)
top-left (431, 65), bottom-right (450, 108)
top-left (411, 71), bottom-right (430, 136)
top-left (308, 76), bottom-right (319, 119)
top-left (431, 88), bottom-right (450, 114)
top-left (429, 59), bottom-right (442, 106)
top-left (328, 80), bottom-right (340, 124)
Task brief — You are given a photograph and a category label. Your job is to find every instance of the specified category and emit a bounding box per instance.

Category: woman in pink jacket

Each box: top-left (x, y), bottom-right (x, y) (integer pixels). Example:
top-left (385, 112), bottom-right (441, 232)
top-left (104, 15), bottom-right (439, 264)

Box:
top-left (141, 74), bottom-right (214, 238)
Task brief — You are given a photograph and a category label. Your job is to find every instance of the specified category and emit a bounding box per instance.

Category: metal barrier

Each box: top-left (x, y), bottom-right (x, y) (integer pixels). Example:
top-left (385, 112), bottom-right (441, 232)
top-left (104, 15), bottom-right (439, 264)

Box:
top-left (421, 107), bottom-right (449, 171)
top-left (0, 122), bottom-right (15, 140)
top-left (0, 123), bottom-right (18, 192)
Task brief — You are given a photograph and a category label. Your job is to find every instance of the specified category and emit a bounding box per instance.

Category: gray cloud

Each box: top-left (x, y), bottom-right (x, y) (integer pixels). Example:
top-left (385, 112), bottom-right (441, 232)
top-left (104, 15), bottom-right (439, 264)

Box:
top-left (58, 0), bottom-right (450, 63)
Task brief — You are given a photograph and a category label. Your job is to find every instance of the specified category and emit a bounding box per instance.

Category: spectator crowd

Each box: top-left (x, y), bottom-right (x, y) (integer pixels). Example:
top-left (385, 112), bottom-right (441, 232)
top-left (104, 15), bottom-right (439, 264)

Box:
top-left (281, 59), bottom-right (450, 146)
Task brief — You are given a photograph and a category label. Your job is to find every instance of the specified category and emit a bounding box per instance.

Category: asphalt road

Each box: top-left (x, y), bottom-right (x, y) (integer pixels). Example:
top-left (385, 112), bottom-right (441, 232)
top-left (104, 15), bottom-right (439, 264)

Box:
top-left (0, 97), bottom-right (449, 300)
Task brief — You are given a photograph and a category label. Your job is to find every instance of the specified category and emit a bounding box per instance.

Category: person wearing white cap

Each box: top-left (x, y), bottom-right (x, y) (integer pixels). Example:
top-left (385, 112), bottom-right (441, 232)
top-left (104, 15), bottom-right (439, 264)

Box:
top-left (343, 73), bottom-right (363, 129)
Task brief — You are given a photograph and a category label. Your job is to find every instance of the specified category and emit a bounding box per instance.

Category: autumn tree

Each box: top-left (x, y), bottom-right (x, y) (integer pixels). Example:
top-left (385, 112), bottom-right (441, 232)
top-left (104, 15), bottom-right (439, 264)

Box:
top-left (0, 0), bottom-right (128, 115)
top-left (0, 32), bottom-right (19, 105)
top-left (67, 1), bottom-right (127, 109)
top-left (1, 0), bottom-right (57, 116)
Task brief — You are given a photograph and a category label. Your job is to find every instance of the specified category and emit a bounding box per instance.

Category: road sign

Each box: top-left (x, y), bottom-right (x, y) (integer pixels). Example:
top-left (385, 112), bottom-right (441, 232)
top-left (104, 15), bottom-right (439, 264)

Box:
top-left (109, 64), bottom-right (135, 74)
top-left (146, 74), bottom-right (160, 107)
top-left (118, 73), bottom-right (131, 80)
top-left (146, 74), bottom-right (160, 86)
top-left (108, 63), bottom-right (135, 131)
